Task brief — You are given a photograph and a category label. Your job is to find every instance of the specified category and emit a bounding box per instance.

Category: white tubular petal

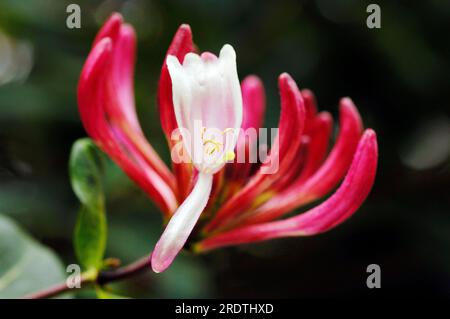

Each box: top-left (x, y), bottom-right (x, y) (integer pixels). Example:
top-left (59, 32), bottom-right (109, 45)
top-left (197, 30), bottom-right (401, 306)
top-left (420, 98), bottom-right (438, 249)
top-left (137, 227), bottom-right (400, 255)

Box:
top-left (151, 172), bottom-right (213, 273)
top-left (219, 44), bottom-right (243, 151)
top-left (166, 45), bottom-right (243, 174)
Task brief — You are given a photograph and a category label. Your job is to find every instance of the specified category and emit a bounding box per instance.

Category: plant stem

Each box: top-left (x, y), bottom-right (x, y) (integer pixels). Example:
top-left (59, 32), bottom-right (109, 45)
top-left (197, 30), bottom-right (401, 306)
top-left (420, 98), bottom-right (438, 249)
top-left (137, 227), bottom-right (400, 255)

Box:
top-left (23, 254), bottom-right (151, 299)
top-left (97, 255), bottom-right (150, 285)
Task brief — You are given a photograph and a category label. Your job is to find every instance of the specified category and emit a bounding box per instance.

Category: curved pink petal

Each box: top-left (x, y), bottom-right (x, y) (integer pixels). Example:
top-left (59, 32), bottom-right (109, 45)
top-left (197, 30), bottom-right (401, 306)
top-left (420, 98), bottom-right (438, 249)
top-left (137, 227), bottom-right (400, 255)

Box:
top-left (195, 129), bottom-right (378, 252)
top-left (93, 13), bottom-right (122, 47)
top-left (240, 98), bottom-right (363, 225)
top-left (295, 111), bottom-right (333, 183)
top-left (93, 14), bottom-right (178, 193)
top-left (227, 75), bottom-right (266, 186)
top-left (301, 89), bottom-right (318, 134)
top-left (270, 136), bottom-right (309, 192)
top-left (99, 22), bottom-right (176, 194)
top-left (240, 75), bottom-right (266, 132)
top-left (78, 16), bottom-right (178, 215)
top-left (158, 24), bottom-right (195, 138)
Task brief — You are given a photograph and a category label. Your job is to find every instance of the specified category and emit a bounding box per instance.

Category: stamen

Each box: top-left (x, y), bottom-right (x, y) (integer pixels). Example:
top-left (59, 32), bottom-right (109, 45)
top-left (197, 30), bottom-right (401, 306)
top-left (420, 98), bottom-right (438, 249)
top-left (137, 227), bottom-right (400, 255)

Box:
top-left (200, 127), bottom-right (236, 166)
top-left (224, 150), bottom-right (235, 161)
top-left (201, 127), bottom-right (206, 139)
top-left (223, 128), bottom-right (235, 134)
top-left (203, 139), bottom-right (223, 155)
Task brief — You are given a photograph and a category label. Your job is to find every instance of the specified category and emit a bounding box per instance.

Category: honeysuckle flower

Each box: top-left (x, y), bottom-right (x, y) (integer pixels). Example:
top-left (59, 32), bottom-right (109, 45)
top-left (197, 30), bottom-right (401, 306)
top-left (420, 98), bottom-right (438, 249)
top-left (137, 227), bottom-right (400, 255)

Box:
top-left (77, 13), bottom-right (378, 273)
top-left (151, 45), bottom-right (243, 272)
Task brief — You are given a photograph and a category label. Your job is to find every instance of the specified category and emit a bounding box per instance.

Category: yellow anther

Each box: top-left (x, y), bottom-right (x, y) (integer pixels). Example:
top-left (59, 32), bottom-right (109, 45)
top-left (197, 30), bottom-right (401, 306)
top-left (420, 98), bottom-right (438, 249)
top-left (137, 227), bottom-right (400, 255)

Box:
top-left (201, 127), bottom-right (236, 161)
top-left (203, 139), bottom-right (223, 146)
top-left (223, 128), bottom-right (235, 134)
top-left (203, 139), bottom-right (223, 155)
top-left (201, 127), bottom-right (206, 139)
top-left (224, 150), bottom-right (235, 161)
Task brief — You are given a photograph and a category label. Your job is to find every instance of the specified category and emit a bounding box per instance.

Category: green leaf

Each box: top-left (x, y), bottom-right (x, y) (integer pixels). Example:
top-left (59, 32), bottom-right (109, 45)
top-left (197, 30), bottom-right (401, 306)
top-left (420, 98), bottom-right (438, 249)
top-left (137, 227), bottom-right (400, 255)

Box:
top-left (0, 214), bottom-right (66, 298)
top-left (70, 138), bottom-right (104, 211)
top-left (74, 206), bottom-right (107, 271)
top-left (70, 138), bottom-right (107, 271)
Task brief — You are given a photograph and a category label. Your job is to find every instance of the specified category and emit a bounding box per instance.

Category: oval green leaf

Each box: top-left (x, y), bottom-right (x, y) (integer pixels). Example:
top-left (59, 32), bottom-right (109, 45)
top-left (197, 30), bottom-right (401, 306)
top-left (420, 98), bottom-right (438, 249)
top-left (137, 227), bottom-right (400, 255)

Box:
top-left (70, 138), bottom-right (104, 210)
top-left (70, 138), bottom-right (107, 271)
top-left (0, 214), bottom-right (66, 298)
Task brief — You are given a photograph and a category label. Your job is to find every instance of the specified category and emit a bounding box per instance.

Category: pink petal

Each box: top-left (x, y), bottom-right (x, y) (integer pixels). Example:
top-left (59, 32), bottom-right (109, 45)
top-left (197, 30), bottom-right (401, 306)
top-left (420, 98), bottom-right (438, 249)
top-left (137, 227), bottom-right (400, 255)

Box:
top-left (105, 23), bottom-right (176, 195)
top-left (200, 51), bottom-right (218, 62)
top-left (93, 13), bottom-right (122, 46)
top-left (226, 75), bottom-right (266, 186)
top-left (295, 111), bottom-right (333, 183)
top-left (241, 97), bottom-right (363, 225)
top-left (301, 89), bottom-right (318, 134)
top-left (240, 75), bottom-right (266, 133)
top-left (78, 16), bottom-right (177, 215)
top-left (195, 129), bottom-right (378, 252)
top-left (158, 24), bottom-right (195, 138)
top-left (270, 136), bottom-right (310, 192)
top-left (157, 24), bottom-right (195, 201)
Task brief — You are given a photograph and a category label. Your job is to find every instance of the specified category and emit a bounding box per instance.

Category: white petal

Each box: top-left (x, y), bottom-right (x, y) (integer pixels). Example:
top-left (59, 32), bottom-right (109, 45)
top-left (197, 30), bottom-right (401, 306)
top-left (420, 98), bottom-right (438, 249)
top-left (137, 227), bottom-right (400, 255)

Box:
top-left (167, 45), bottom-right (243, 173)
top-left (151, 172), bottom-right (213, 273)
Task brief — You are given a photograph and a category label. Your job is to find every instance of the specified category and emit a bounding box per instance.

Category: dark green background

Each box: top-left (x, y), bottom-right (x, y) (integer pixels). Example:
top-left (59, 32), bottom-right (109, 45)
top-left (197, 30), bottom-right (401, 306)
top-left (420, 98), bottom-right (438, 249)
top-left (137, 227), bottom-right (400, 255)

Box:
top-left (0, 0), bottom-right (449, 298)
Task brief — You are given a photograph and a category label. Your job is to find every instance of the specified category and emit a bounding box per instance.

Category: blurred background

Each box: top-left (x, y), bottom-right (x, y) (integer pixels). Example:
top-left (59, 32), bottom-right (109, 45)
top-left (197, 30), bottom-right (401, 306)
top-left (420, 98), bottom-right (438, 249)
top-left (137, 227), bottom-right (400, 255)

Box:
top-left (0, 0), bottom-right (449, 298)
